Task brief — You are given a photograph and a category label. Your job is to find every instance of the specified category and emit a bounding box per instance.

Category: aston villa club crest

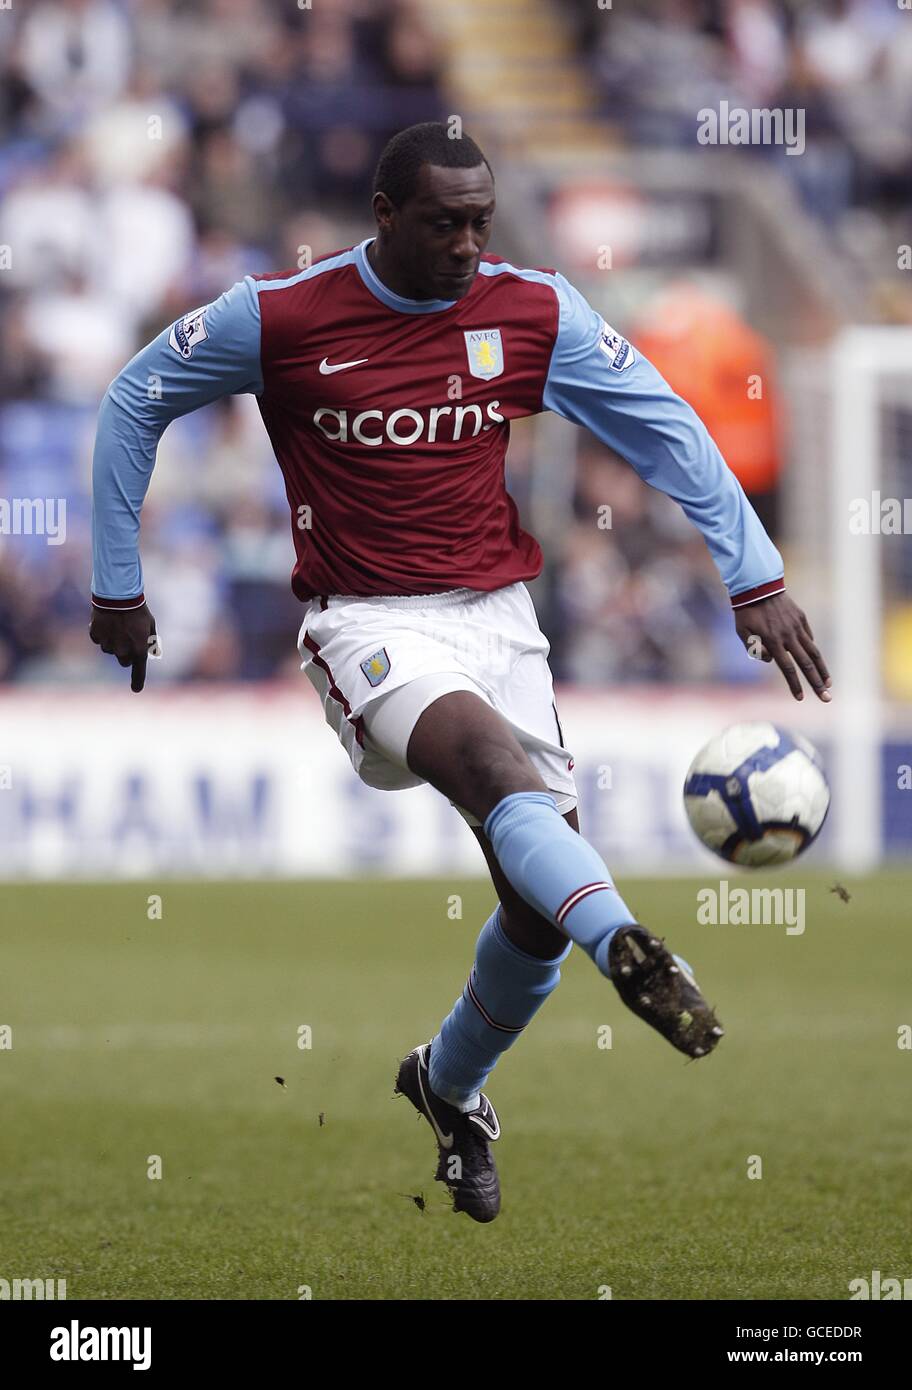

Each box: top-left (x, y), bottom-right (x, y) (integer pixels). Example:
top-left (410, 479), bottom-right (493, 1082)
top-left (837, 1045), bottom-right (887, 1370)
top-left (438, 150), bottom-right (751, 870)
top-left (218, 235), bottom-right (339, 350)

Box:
top-left (360, 647), bottom-right (391, 687)
top-left (464, 328), bottom-right (504, 380)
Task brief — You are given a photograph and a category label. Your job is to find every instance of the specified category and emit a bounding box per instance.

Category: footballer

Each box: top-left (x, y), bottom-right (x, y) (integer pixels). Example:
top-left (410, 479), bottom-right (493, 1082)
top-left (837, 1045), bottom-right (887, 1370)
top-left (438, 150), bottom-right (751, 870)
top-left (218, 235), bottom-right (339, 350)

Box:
top-left (90, 123), bottom-right (832, 1223)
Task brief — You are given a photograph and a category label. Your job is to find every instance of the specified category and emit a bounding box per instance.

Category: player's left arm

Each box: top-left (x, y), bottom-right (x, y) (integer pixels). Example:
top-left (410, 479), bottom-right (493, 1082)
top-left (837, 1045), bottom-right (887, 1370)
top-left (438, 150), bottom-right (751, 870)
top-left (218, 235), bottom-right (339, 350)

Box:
top-left (542, 273), bottom-right (831, 702)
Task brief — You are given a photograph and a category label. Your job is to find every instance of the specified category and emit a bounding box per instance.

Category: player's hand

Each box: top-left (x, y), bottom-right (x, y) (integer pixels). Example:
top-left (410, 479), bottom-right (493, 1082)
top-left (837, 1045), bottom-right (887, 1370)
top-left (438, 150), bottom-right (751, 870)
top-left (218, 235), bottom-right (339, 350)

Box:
top-left (89, 602), bottom-right (158, 693)
top-left (735, 592), bottom-right (831, 702)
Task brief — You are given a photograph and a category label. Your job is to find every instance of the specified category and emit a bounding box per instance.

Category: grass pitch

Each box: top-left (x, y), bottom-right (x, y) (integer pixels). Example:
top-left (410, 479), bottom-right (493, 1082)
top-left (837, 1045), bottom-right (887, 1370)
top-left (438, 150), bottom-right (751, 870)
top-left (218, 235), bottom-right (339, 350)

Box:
top-left (2, 874), bottom-right (910, 1300)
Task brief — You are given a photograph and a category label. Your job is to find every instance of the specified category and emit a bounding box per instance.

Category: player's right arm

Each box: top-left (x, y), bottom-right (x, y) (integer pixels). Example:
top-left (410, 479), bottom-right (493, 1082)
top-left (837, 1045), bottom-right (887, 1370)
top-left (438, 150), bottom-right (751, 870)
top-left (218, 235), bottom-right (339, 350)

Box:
top-left (90, 277), bottom-right (263, 690)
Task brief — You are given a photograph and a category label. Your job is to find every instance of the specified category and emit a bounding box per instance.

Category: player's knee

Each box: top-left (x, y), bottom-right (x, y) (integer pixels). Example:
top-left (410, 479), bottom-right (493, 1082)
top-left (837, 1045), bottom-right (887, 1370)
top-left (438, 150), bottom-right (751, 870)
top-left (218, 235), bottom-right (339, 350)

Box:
top-left (460, 737), bottom-right (545, 817)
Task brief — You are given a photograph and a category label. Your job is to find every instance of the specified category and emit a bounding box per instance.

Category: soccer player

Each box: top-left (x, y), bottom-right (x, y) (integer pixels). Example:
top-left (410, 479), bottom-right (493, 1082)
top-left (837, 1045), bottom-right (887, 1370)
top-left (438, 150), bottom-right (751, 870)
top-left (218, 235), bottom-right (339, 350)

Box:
top-left (90, 122), bottom-right (831, 1223)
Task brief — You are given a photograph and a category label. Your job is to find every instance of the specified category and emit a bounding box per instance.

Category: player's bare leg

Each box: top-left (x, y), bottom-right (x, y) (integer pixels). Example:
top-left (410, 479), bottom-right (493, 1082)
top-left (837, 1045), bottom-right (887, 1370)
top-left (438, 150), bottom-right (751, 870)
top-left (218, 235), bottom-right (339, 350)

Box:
top-left (471, 810), bottom-right (574, 959)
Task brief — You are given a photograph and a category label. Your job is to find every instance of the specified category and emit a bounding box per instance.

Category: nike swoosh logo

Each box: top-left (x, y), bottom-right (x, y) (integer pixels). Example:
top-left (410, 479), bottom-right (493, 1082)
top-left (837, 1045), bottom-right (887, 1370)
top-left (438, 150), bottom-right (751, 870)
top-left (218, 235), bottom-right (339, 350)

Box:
top-left (417, 1051), bottom-right (453, 1149)
top-left (468, 1098), bottom-right (501, 1142)
top-left (318, 356), bottom-right (369, 374)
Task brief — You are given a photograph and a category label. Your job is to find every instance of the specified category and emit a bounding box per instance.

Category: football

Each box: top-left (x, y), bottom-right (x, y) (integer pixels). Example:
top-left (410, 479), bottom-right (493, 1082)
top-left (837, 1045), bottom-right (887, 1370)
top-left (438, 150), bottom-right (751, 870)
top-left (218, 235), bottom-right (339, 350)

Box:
top-left (683, 722), bottom-right (830, 867)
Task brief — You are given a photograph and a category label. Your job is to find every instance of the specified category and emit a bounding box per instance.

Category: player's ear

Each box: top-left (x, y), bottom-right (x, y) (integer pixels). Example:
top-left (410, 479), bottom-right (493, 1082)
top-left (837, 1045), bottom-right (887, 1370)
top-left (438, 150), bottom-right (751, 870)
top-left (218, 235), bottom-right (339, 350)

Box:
top-left (372, 191), bottom-right (395, 233)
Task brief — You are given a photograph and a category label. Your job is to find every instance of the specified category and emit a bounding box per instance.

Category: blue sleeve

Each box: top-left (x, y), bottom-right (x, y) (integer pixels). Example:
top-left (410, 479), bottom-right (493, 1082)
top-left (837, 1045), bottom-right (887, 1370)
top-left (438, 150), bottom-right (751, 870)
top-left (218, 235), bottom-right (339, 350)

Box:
top-left (542, 272), bottom-right (784, 602)
top-left (91, 276), bottom-right (263, 602)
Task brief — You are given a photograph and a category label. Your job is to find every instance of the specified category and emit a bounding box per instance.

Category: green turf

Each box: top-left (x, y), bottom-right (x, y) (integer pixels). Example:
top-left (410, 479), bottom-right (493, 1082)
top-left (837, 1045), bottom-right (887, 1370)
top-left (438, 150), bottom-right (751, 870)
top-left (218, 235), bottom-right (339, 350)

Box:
top-left (2, 874), bottom-right (911, 1300)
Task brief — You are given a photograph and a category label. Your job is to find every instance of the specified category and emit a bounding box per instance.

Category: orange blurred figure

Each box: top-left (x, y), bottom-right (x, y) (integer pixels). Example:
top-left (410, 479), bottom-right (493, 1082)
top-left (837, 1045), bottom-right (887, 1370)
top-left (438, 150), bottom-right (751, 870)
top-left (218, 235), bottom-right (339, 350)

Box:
top-left (631, 283), bottom-right (784, 517)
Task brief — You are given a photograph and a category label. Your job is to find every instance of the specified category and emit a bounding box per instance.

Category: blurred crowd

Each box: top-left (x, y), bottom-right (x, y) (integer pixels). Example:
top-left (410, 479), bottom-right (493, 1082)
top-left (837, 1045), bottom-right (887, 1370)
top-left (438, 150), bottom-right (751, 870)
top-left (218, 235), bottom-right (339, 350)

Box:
top-left (562, 0), bottom-right (912, 305)
top-left (0, 0), bottom-right (448, 687)
top-left (0, 0), bottom-right (833, 691)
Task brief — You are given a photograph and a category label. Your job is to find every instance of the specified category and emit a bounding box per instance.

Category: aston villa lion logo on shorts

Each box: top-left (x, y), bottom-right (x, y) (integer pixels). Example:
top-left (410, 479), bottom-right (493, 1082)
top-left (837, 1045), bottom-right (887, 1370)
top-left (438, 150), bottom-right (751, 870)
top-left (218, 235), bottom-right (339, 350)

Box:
top-left (464, 329), bottom-right (504, 380)
top-left (360, 647), bottom-right (391, 687)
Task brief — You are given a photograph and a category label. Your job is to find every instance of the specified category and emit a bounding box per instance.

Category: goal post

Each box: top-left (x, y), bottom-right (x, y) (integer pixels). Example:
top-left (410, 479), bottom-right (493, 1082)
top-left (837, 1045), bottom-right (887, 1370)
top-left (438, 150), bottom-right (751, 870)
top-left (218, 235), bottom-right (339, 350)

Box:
top-left (830, 327), bottom-right (912, 870)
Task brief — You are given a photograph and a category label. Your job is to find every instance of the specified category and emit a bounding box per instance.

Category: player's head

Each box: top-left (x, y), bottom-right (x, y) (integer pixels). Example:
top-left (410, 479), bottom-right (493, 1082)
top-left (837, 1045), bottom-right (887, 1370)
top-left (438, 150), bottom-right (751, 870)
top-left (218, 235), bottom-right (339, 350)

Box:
top-left (371, 122), bottom-right (495, 301)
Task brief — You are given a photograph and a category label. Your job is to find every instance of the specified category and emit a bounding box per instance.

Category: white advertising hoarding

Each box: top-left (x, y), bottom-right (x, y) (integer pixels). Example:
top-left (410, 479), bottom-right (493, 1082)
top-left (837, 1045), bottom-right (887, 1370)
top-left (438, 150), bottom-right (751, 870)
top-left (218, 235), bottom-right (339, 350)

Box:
top-left (0, 685), bottom-right (868, 878)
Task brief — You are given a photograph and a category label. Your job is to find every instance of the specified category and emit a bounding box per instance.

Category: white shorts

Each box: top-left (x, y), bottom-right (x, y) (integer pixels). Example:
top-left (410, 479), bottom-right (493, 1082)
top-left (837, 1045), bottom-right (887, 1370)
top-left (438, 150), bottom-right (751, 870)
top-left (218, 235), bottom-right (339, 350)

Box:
top-left (297, 581), bottom-right (578, 828)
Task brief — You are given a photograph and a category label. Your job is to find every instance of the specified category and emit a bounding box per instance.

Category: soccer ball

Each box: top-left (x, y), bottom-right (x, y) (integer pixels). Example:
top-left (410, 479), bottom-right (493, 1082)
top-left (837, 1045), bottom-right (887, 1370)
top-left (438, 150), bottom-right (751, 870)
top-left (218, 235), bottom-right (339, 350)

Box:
top-left (683, 722), bottom-right (830, 867)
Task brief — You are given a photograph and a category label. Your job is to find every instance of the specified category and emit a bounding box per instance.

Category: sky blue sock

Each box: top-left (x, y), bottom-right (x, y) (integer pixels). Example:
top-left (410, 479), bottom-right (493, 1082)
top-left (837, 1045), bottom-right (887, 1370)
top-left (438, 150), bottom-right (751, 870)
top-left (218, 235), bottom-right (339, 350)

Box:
top-left (429, 906), bottom-right (572, 1111)
top-left (484, 791), bottom-right (637, 977)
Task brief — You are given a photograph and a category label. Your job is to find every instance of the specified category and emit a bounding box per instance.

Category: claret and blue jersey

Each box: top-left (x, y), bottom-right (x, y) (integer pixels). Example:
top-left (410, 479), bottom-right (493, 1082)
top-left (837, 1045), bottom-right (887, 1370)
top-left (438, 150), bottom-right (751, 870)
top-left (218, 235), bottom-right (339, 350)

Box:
top-left (91, 237), bottom-right (785, 608)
